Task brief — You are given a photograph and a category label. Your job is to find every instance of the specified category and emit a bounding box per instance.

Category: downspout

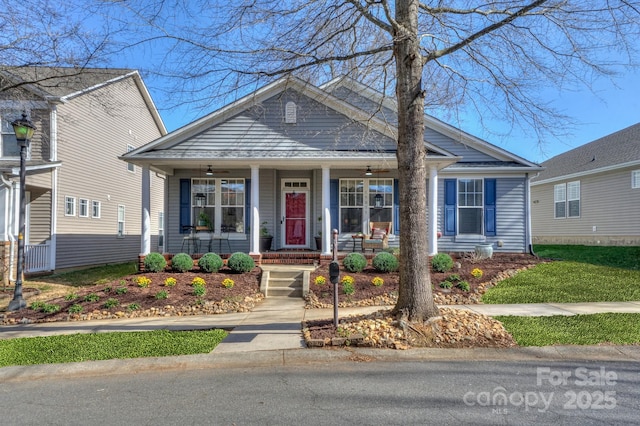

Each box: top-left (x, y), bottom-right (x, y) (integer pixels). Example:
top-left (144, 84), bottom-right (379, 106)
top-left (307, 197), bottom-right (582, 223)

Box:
top-left (49, 104), bottom-right (59, 271)
top-left (0, 174), bottom-right (16, 284)
top-left (525, 172), bottom-right (540, 256)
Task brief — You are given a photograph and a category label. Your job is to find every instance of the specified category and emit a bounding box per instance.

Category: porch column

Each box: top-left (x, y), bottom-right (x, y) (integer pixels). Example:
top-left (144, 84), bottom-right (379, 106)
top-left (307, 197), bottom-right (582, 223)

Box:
top-left (140, 165), bottom-right (151, 255)
top-left (428, 165), bottom-right (438, 256)
top-left (322, 166), bottom-right (331, 255)
top-left (250, 165), bottom-right (260, 255)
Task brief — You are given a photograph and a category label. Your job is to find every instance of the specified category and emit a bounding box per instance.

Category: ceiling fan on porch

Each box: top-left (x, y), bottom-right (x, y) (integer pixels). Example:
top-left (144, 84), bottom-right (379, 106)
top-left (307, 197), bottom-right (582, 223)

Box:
top-left (364, 165), bottom-right (390, 176)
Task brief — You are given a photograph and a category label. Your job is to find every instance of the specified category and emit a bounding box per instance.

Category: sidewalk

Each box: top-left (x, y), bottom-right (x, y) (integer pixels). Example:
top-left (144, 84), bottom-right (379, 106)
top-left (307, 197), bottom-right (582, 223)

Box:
top-left (2, 298), bottom-right (640, 383)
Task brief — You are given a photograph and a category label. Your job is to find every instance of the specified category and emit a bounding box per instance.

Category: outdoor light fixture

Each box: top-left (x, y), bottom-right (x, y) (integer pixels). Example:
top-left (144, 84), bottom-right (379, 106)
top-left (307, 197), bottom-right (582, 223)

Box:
top-left (206, 165), bottom-right (213, 176)
top-left (374, 193), bottom-right (383, 208)
top-left (8, 112), bottom-right (36, 311)
top-left (195, 192), bottom-right (206, 207)
top-left (365, 166), bottom-right (372, 176)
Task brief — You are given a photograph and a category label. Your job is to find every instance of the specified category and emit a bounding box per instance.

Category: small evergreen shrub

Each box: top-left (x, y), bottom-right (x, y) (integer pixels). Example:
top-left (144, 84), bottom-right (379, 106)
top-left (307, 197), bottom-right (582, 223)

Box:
top-left (144, 252), bottom-right (167, 272)
top-left (372, 252), bottom-right (399, 272)
top-left (431, 253), bottom-right (454, 273)
top-left (171, 253), bottom-right (194, 272)
top-left (343, 252), bottom-right (367, 273)
top-left (457, 281), bottom-right (470, 291)
top-left (227, 252), bottom-right (255, 273)
top-left (198, 253), bottom-right (224, 273)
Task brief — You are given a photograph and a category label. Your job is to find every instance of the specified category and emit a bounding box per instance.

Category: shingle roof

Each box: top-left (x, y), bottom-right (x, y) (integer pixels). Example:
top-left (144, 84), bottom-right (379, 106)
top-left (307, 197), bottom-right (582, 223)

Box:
top-left (533, 122), bottom-right (640, 182)
top-left (1, 66), bottom-right (134, 98)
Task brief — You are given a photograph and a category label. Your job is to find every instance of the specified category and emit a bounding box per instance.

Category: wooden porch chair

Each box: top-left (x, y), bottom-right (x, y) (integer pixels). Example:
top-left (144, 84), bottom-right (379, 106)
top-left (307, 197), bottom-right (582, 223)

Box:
top-left (362, 221), bottom-right (391, 252)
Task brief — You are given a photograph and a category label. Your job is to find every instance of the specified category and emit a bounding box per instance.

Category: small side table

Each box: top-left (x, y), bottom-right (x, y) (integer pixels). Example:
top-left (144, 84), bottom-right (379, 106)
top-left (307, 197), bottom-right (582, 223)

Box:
top-left (351, 233), bottom-right (364, 252)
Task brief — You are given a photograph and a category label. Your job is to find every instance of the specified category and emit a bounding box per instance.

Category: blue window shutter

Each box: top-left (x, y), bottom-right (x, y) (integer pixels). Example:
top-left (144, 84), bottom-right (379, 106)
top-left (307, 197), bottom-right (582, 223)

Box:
top-left (394, 179), bottom-right (399, 234)
top-left (179, 179), bottom-right (191, 233)
top-left (444, 179), bottom-right (456, 236)
top-left (330, 179), bottom-right (339, 232)
top-left (245, 179), bottom-right (251, 233)
top-left (484, 179), bottom-right (496, 236)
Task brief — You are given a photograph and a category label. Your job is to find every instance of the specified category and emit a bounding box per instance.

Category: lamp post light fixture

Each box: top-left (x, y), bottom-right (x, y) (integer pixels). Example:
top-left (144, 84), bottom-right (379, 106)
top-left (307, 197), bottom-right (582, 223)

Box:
top-left (8, 112), bottom-right (36, 311)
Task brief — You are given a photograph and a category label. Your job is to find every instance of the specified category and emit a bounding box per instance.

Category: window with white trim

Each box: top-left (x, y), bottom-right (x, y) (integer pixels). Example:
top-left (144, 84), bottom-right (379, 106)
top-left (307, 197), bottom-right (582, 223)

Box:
top-left (65, 196), bottom-right (76, 216)
top-left (117, 205), bottom-right (125, 237)
top-left (191, 178), bottom-right (245, 233)
top-left (554, 181), bottom-right (580, 218)
top-left (79, 198), bottom-right (89, 217)
top-left (127, 145), bottom-right (135, 172)
top-left (339, 178), bottom-right (393, 233)
top-left (92, 200), bottom-right (101, 218)
top-left (458, 179), bottom-right (483, 234)
top-left (632, 170), bottom-right (640, 189)
top-left (1, 110), bottom-right (23, 158)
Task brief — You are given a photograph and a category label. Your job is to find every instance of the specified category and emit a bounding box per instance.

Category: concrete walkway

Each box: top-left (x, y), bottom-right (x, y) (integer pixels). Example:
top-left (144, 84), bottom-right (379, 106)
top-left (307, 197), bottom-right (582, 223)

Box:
top-left (3, 299), bottom-right (640, 353)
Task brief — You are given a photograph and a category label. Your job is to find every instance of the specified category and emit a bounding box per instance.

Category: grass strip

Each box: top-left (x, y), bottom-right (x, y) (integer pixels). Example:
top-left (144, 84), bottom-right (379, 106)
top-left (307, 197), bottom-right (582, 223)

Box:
top-left (497, 313), bottom-right (640, 346)
top-left (482, 261), bottom-right (640, 304)
top-left (534, 245), bottom-right (640, 270)
top-left (0, 329), bottom-right (227, 367)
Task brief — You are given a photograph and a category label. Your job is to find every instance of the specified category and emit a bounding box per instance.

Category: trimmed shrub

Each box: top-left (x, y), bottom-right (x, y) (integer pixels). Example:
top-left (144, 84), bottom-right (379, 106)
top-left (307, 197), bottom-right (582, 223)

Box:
top-left (342, 252), bottom-right (367, 273)
top-left (198, 252), bottom-right (224, 273)
top-left (372, 252), bottom-right (399, 272)
top-left (171, 253), bottom-right (194, 272)
top-left (431, 253), bottom-right (454, 273)
top-left (227, 252), bottom-right (255, 273)
top-left (144, 252), bottom-right (167, 272)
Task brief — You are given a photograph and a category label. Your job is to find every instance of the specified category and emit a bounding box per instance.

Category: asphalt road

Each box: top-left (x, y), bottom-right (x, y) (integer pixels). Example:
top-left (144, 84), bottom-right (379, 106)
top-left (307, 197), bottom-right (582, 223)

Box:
top-left (1, 359), bottom-right (638, 425)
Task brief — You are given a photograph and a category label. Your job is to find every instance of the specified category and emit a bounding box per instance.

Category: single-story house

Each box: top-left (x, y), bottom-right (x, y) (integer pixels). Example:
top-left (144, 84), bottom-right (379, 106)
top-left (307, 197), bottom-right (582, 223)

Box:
top-left (531, 122), bottom-right (640, 246)
top-left (121, 76), bottom-right (542, 262)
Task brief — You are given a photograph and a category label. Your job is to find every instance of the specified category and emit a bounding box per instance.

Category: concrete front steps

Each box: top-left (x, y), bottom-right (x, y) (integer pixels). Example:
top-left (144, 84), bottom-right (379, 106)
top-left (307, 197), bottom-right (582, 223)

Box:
top-left (260, 265), bottom-right (315, 298)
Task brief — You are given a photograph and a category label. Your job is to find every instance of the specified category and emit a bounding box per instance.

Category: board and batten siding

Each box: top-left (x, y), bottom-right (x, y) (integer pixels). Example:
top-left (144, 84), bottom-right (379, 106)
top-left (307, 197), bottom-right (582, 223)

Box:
top-left (437, 177), bottom-right (527, 253)
top-left (531, 166), bottom-right (640, 245)
top-left (53, 75), bottom-right (164, 269)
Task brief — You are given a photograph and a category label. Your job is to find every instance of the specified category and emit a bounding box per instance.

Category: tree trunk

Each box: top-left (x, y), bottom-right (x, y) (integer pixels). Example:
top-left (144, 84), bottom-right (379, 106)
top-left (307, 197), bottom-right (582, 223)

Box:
top-left (391, 0), bottom-right (439, 322)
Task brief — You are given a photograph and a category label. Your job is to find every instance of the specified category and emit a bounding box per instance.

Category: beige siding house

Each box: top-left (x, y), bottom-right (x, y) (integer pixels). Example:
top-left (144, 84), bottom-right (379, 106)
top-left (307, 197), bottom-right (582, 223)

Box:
top-left (531, 123), bottom-right (640, 246)
top-left (0, 67), bottom-right (166, 280)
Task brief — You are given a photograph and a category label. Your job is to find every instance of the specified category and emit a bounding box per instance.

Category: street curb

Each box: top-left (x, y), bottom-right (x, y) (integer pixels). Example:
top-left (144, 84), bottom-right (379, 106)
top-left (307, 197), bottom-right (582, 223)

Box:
top-left (1, 345), bottom-right (638, 383)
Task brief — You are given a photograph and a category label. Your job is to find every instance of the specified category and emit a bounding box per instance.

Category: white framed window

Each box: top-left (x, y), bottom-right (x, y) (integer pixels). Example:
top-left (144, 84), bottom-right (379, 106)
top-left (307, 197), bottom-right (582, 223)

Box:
top-left (567, 181), bottom-right (580, 218)
top-left (79, 198), bottom-right (89, 217)
top-left (191, 178), bottom-right (245, 233)
top-left (92, 200), bottom-right (101, 218)
top-left (1, 110), bottom-right (23, 158)
top-left (554, 181), bottom-right (580, 218)
top-left (554, 184), bottom-right (566, 219)
top-left (458, 179), bottom-right (483, 234)
top-left (117, 205), bottom-right (125, 237)
top-left (632, 170), bottom-right (640, 189)
top-left (65, 196), bottom-right (76, 216)
top-left (127, 145), bottom-right (135, 172)
top-left (339, 178), bottom-right (393, 233)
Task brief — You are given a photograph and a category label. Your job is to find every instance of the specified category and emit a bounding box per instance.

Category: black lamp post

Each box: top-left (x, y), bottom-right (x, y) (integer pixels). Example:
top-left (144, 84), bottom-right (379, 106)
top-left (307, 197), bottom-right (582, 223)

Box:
top-left (8, 112), bottom-right (36, 311)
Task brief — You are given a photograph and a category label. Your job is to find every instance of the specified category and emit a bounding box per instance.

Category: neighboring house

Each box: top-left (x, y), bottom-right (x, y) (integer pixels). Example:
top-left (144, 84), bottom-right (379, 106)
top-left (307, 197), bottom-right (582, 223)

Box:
top-left (122, 76), bottom-right (541, 260)
top-left (0, 67), bottom-right (166, 280)
top-left (531, 123), bottom-right (640, 246)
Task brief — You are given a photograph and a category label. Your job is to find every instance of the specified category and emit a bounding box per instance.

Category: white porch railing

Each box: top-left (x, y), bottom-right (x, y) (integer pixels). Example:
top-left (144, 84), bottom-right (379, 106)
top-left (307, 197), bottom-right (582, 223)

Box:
top-left (25, 241), bottom-right (52, 273)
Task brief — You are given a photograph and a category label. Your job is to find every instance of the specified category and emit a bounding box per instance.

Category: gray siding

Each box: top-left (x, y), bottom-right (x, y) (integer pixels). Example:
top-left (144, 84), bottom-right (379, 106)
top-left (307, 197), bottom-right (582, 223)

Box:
top-left (53, 75), bottom-right (165, 269)
top-left (28, 189), bottom-right (51, 244)
top-left (184, 89), bottom-right (397, 152)
top-left (531, 166), bottom-right (640, 245)
top-left (438, 177), bottom-right (527, 253)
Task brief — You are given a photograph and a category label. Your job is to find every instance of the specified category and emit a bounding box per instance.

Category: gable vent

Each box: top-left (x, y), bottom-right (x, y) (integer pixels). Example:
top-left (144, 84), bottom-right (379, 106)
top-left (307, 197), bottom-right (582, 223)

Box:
top-left (285, 101), bottom-right (297, 124)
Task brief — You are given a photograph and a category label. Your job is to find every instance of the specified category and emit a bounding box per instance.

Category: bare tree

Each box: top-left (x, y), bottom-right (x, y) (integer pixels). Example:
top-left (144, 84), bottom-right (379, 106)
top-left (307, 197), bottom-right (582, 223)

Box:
top-left (106, 0), bottom-right (640, 321)
top-left (0, 0), bottom-right (111, 92)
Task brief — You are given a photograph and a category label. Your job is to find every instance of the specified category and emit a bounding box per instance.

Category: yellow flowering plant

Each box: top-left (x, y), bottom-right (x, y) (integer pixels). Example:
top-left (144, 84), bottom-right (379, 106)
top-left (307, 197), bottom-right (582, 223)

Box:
top-left (471, 268), bottom-right (483, 279)
top-left (314, 276), bottom-right (327, 286)
top-left (371, 277), bottom-right (384, 287)
top-left (221, 278), bottom-right (235, 288)
top-left (135, 276), bottom-right (151, 288)
top-left (340, 275), bottom-right (354, 285)
top-left (164, 277), bottom-right (177, 287)
top-left (191, 277), bottom-right (206, 286)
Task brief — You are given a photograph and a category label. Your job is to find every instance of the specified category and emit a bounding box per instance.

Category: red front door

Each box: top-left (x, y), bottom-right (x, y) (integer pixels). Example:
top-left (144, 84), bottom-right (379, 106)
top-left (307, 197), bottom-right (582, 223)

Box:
top-left (284, 191), bottom-right (307, 246)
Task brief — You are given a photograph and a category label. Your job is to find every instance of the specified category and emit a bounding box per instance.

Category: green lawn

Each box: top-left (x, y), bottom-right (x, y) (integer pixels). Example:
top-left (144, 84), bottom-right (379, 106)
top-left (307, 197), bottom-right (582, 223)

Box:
top-left (482, 245), bottom-right (640, 304)
top-left (0, 329), bottom-right (227, 367)
top-left (496, 313), bottom-right (640, 346)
